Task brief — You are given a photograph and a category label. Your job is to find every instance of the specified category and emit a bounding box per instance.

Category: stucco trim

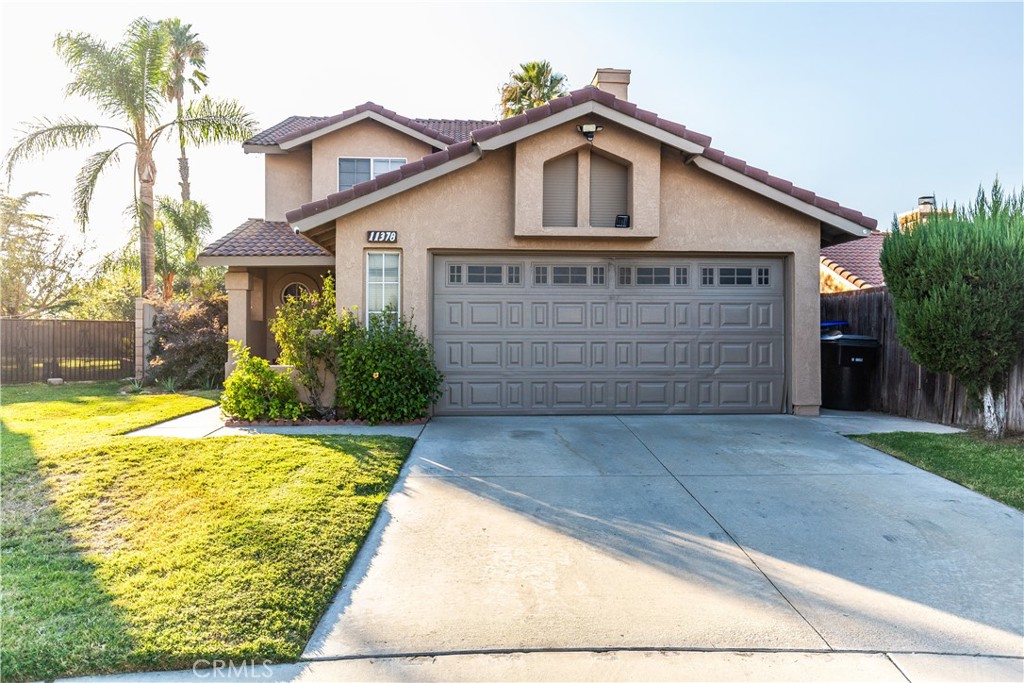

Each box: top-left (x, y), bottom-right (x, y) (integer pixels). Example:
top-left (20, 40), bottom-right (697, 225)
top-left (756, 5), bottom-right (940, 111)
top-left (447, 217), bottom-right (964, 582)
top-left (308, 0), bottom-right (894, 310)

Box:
top-left (197, 255), bottom-right (336, 267)
top-left (279, 111), bottom-right (446, 151)
top-left (291, 149), bottom-right (483, 232)
top-left (475, 100), bottom-right (705, 155)
top-left (243, 143), bottom-right (286, 155)
top-left (692, 156), bottom-right (872, 239)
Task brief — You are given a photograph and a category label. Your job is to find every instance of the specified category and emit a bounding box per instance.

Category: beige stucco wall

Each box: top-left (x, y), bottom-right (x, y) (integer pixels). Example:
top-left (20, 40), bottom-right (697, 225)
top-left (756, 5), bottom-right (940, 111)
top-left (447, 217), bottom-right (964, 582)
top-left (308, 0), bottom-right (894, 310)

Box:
top-left (310, 120), bottom-right (435, 202)
top-left (327, 122), bottom-right (825, 413)
top-left (266, 149), bottom-right (312, 221)
top-left (514, 117), bottom-right (660, 237)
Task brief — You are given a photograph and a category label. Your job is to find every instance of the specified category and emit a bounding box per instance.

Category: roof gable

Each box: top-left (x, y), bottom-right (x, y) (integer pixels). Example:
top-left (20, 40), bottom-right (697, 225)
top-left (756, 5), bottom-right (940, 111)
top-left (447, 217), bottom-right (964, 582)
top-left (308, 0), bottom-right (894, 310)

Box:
top-left (820, 231), bottom-right (887, 287)
top-left (198, 219), bottom-right (334, 266)
top-left (286, 86), bottom-right (876, 239)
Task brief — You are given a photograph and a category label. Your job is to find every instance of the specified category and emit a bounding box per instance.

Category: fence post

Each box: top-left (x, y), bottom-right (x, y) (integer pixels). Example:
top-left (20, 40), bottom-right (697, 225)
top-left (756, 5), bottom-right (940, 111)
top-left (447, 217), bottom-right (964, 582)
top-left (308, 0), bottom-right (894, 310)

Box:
top-left (134, 298), bottom-right (156, 382)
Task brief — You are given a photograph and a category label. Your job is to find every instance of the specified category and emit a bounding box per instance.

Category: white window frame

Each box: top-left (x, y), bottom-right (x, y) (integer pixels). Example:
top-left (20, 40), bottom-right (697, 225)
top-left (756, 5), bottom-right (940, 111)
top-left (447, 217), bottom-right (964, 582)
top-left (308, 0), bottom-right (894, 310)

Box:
top-left (365, 251), bottom-right (401, 324)
top-left (339, 156), bottom-right (407, 191)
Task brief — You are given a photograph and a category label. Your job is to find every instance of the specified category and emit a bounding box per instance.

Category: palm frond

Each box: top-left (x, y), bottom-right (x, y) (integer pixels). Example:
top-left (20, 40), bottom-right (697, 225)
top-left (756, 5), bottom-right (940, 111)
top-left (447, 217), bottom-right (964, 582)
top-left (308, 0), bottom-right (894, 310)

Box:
top-left (3, 117), bottom-right (117, 180)
top-left (73, 144), bottom-right (130, 228)
top-left (121, 18), bottom-right (171, 125)
top-left (153, 95), bottom-right (257, 145)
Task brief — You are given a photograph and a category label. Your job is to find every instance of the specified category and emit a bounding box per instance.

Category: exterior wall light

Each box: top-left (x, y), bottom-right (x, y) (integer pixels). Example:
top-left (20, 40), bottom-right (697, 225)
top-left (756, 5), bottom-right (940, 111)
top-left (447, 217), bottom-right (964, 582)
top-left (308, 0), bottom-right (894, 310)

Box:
top-left (577, 123), bottom-right (604, 141)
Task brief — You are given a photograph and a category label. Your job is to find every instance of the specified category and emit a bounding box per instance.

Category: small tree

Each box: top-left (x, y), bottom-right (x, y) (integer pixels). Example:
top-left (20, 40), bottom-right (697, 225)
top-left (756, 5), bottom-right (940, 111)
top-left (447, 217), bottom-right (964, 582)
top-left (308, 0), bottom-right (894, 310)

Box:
top-left (880, 180), bottom-right (1024, 438)
top-left (268, 275), bottom-right (340, 419)
top-left (0, 192), bottom-right (84, 317)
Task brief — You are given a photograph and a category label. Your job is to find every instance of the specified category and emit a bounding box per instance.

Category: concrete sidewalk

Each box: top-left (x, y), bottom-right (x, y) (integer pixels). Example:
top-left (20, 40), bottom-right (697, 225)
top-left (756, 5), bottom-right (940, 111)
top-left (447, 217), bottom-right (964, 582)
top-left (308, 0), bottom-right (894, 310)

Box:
top-left (124, 406), bottom-right (426, 439)
top-left (58, 650), bottom-right (1024, 682)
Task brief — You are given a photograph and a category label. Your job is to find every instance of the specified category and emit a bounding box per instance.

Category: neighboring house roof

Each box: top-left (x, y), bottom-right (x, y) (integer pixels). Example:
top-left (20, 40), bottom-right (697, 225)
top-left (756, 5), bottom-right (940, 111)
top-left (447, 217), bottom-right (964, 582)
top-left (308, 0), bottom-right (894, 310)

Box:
top-left (244, 103), bottom-right (496, 152)
top-left (285, 86), bottom-right (877, 241)
top-left (198, 219), bottom-right (334, 266)
top-left (820, 231), bottom-right (887, 288)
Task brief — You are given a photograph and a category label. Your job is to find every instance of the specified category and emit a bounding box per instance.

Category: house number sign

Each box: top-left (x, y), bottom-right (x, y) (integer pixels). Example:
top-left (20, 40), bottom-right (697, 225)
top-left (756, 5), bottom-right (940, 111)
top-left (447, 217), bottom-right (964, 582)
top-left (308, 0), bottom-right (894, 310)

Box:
top-left (367, 231), bottom-right (397, 243)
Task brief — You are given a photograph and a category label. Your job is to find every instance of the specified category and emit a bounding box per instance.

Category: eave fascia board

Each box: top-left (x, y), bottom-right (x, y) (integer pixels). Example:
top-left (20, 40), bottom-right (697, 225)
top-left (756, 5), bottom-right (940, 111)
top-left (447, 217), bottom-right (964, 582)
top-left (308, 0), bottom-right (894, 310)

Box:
top-left (196, 255), bottom-right (335, 267)
top-left (279, 111), bottom-right (447, 151)
top-left (692, 156), bottom-right (872, 239)
top-left (475, 101), bottom-right (705, 155)
top-left (292, 149), bottom-right (483, 232)
top-left (243, 144), bottom-right (285, 155)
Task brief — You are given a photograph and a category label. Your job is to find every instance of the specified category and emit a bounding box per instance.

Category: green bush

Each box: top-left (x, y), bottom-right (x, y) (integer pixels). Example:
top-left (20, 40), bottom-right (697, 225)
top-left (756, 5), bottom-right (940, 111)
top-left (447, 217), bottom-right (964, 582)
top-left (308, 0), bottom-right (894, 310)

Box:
top-left (336, 308), bottom-right (444, 424)
top-left (220, 340), bottom-right (302, 421)
top-left (149, 294), bottom-right (228, 389)
top-left (269, 275), bottom-right (339, 418)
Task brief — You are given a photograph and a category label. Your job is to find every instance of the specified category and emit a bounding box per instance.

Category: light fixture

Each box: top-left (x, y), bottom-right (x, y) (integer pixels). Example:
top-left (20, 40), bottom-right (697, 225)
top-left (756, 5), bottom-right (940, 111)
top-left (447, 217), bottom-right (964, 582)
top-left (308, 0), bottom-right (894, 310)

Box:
top-left (577, 123), bottom-right (604, 141)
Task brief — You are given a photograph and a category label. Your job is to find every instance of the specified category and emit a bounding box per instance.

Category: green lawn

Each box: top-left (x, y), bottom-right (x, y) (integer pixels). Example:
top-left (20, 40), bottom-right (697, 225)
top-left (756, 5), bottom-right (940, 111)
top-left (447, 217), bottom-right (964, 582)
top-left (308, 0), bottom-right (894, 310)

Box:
top-left (1, 382), bottom-right (413, 682)
top-left (853, 431), bottom-right (1024, 511)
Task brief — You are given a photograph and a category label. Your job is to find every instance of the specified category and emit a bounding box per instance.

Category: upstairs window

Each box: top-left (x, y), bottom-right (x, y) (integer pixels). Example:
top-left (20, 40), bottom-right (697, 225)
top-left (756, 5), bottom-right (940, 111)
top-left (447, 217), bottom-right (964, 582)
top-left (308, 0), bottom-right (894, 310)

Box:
top-left (339, 157), bottom-right (406, 191)
top-left (589, 152), bottom-right (628, 227)
top-left (542, 153), bottom-right (578, 227)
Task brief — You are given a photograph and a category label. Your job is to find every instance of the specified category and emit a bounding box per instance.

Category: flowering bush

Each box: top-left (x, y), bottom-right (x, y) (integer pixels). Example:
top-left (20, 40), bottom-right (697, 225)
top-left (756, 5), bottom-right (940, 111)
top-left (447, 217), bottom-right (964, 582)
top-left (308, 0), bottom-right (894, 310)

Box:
top-left (335, 308), bottom-right (444, 424)
top-left (149, 294), bottom-right (228, 389)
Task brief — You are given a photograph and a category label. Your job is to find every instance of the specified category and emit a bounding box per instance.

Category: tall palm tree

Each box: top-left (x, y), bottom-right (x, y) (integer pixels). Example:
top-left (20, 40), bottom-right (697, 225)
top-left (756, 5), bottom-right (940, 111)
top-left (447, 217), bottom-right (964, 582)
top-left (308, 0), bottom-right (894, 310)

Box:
top-left (4, 17), bottom-right (255, 297)
top-left (499, 60), bottom-right (569, 118)
top-left (162, 18), bottom-right (207, 203)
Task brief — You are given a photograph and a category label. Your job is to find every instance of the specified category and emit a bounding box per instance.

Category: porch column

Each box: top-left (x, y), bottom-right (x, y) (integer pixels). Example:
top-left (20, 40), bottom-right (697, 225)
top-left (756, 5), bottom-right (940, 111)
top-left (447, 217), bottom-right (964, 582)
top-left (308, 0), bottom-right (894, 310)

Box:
top-left (224, 270), bottom-right (253, 376)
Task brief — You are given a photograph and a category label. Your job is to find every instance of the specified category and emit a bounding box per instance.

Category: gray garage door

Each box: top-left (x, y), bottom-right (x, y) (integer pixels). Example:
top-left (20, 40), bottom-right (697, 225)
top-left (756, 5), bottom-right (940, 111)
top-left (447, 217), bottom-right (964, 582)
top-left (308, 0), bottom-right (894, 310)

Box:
top-left (433, 255), bottom-right (785, 415)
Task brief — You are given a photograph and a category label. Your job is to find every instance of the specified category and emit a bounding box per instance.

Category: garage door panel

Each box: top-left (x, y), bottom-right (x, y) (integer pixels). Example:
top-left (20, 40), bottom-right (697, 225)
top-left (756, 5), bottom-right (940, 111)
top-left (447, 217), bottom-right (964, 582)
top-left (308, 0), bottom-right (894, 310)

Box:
top-left (434, 255), bottom-right (785, 414)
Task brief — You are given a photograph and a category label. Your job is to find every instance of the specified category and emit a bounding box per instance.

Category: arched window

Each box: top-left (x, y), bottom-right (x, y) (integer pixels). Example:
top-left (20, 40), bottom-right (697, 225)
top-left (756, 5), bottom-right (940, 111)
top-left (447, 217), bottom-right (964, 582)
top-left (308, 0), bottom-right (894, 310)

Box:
top-left (280, 281), bottom-right (310, 303)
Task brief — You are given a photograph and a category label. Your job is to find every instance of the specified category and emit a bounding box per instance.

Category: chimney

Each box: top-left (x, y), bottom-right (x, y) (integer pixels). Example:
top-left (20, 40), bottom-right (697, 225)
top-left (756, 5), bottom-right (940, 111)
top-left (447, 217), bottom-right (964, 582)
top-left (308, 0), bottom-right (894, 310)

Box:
top-left (591, 68), bottom-right (631, 101)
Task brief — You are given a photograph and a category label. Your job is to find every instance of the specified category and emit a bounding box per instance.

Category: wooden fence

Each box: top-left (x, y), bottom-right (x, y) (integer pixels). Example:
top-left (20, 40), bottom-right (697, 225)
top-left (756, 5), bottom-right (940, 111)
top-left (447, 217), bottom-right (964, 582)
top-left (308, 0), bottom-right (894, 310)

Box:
top-left (821, 288), bottom-right (1024, 432)
top-left (0, 318), bottom-right (135, 384)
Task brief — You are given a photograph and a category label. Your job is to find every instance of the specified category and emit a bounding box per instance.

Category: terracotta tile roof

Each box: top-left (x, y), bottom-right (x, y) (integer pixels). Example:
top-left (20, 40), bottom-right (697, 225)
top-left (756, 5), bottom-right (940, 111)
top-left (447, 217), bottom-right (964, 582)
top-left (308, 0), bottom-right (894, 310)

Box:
top-left (246, 108), bottom-right (494, 148)
top-left (245, 116), bottom-right (326, 146)
top-left (414, 118), bottom-right (495, 142)
top-left (286, 86), bottom-right (877, 232)
top-left (820, 231), bottom-right (887, 287)
top-left (200, 219), bottom-right (332, 258)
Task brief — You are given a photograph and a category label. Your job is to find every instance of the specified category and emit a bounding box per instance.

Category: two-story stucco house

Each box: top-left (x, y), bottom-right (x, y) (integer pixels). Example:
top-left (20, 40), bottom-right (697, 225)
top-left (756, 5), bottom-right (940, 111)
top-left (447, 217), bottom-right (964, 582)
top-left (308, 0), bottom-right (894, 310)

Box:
top-left (198, 68), bottom-right (876, 416)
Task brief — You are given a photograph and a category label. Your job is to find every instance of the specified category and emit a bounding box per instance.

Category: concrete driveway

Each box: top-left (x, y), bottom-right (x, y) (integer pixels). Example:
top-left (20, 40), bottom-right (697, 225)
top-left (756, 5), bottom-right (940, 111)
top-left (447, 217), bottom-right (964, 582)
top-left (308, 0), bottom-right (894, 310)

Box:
top-left (303, 414), bottom-right (1023, 681)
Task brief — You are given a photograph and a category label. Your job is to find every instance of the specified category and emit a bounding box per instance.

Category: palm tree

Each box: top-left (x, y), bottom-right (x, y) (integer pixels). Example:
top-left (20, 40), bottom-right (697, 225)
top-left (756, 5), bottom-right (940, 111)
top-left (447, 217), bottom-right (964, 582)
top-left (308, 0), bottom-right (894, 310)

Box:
top-left (162, 18), bottom-right (207, 203)
top-left (4, 17), bottom-right (255, 297)
top-left (499, 60), bottom-right (569, 118)
top-left (155, 195), bottom-right (211, 300)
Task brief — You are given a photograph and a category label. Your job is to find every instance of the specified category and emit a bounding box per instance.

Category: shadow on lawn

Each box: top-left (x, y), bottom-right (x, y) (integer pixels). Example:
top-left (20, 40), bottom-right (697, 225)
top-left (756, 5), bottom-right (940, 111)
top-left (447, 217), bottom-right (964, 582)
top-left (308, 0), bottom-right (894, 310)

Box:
top-left (0, 419), bottom-right (139, 682)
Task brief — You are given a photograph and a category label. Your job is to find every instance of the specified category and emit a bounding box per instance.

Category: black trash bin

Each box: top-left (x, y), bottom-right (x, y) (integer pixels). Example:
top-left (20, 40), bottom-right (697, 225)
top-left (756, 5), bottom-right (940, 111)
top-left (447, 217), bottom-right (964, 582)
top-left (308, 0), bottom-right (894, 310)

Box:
top-left (820, 325), bottom-right (881, 411)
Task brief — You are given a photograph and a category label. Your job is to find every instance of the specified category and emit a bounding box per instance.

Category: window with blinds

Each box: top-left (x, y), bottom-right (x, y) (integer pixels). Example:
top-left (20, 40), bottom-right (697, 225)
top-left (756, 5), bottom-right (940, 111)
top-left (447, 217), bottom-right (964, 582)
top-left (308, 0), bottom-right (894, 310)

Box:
top-left (589, 153), bottom-right (628, 227)
top-left (542, 153), bottom-right (578, 227)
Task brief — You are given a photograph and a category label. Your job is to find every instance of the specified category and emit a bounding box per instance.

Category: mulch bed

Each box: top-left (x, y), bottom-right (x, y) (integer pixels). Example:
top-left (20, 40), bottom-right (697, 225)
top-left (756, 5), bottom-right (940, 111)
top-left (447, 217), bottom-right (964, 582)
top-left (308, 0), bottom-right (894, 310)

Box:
top-left (224, 417), bottom-right (429, 427)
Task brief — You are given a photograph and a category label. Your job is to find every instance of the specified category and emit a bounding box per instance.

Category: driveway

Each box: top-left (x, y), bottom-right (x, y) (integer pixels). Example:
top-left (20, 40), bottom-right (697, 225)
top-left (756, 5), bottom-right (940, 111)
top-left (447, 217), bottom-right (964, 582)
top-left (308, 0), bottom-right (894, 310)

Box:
top-left (303, 414), bottom-right (1023, 681)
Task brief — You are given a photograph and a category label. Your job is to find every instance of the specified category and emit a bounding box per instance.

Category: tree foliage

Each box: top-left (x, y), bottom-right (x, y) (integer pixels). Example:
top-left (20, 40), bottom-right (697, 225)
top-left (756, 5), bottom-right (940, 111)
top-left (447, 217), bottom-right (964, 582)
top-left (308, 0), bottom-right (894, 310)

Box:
top-left (63, 243), bottom-right (140, 320)
top-left (880, 180), bottom-right (1024, 435)
top-left (161, 18), bottom-right (207, 203)
top-left (155, 196), bottom-right (212, 300)
top-left (0, 192), bottom-right (84, 317)
top-left (499, 60), bottom-right (568, 118)
top-left (4, 17), bottom-right (255, 297)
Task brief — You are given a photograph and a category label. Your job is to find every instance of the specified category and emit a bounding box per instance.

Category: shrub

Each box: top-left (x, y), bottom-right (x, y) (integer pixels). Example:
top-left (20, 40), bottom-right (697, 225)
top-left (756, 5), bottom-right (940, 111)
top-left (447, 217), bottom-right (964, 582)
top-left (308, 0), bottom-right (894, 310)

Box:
top-left (149, 294), bottom-right (228, 389)
top-left (881, 180), bottom-right (1024, 438)
top-left (269, 275), bottom-right (339, 418)
top-left (336, 308), bottom-right (444, 424)
top-left (220, 340), bottom-right (302, 421)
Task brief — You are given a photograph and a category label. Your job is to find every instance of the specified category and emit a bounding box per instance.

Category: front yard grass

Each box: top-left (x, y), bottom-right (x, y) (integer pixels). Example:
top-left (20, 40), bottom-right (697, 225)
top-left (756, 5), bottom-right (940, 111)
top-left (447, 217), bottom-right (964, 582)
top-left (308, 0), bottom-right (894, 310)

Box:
top-left (852, 430), bottom-right (1024, 511)
top-left (1, 382), bottom-right (413, 682)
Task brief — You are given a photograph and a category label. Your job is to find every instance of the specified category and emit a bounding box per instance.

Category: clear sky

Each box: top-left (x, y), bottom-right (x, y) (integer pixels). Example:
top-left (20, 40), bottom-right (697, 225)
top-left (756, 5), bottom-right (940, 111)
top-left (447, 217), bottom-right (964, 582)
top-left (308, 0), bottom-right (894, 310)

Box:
top-left (2, 1), bottom-right (1022, 265)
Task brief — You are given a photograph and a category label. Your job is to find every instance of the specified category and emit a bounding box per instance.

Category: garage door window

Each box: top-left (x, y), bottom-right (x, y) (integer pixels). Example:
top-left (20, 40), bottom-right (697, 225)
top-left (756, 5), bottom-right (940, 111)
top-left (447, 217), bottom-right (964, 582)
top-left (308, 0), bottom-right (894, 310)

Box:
top-left (366, 252), bottom-right (400, 322)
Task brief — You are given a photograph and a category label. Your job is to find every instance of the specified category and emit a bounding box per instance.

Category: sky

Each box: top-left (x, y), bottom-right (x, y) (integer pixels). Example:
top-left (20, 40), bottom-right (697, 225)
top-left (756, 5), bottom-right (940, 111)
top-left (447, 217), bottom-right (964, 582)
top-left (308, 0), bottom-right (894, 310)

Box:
top-left (1, 1), bottom-right (1022, 267)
